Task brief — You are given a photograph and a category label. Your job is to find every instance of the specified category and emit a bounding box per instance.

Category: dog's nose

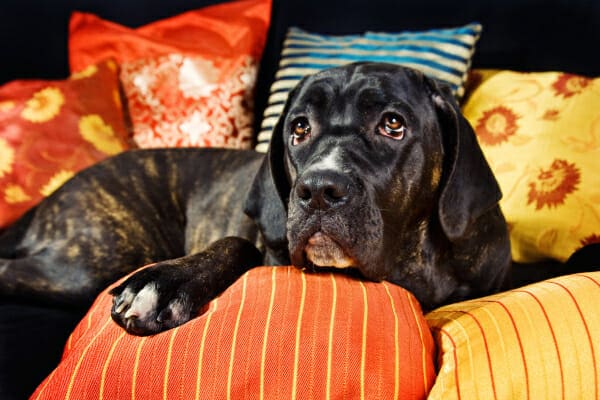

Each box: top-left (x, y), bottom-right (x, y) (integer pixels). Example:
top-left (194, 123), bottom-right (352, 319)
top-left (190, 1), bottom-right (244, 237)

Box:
top-left (296, 170), bottom-right (352, 210)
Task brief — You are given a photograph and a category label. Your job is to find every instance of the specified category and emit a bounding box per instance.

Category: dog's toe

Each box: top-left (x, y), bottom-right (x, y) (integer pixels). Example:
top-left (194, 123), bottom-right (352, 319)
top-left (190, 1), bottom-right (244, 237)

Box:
top-left (109, 270), bottom-right (198, 335)
top-left (112, 287), bottom-right (135, 314)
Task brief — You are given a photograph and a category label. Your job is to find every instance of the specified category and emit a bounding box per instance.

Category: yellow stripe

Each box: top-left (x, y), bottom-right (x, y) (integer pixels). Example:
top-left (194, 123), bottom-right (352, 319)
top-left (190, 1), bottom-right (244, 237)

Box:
top-left (359, 281), bottom-right (368, 400)
top-left (383, 283), bottom-right (400, 400)
top-left (32, 366), bottom-right (58, 400)
top-left (326, 274), bottom-right (338, 400)
top-left (227, 273), bottom-right (249, 400)
top-left (131, 337), bottom-right (148, 400)
top-left (65, 317), bottom-right (113, 400)
top-left (291, 271), bottom-right (307, 400)
top-left (66, 332), bottom-right (74, 352)
top-left (99, 331), bottom-right (126, 400)
top-left (407, 292), bottom-right (430, 392)
top-left (163, 327), bottom-right (180, 400)
top-left (260, 268), bottom-right (277, 400)
top-left (195, 298), bottom-right (218, 400)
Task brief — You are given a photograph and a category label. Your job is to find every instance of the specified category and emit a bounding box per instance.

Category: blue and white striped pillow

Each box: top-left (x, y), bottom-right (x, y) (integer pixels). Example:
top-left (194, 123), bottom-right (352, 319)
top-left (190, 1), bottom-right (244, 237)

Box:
top-left (256, 23), bottom-right (482, 152)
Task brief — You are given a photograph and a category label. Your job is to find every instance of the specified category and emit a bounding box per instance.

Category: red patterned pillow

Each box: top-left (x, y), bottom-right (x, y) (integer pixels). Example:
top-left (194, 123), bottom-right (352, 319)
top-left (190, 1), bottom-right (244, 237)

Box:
top-left (69, 0), bottom-right (272, 149)
top-left (31, 266), bottom-right (437, 399)
top-left (0, 60), bottom-right (130, 228)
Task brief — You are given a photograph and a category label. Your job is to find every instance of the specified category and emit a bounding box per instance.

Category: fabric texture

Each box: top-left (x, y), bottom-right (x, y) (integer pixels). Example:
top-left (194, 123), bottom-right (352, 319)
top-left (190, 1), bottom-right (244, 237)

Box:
top-left (69, 0), bottom-right (271, 149)
top-left (255, 23), bottom-right (481, 152)
top-left (0, 59), bottom-right (129, 228)
top-left (462, 70), bottom-right (600, 262)
top-left (31, 266), bottom-right (436, 400)
top-left (426, 272), bottom-right (600, 400)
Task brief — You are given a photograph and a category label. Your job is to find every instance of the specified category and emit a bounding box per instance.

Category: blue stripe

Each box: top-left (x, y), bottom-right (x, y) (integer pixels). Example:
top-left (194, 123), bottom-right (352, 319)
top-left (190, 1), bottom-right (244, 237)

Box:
top-left (274, 75), bottom-right (310, 83)
top-left (260, 123), bottom-right (275, 132)
top-left (287, 26), bottom-right (480, 48)
top-left (283, 44), bottom-right (468, 63)
top-left (270, 87), bottom-right (297, 96)
top-left (280, 57), bottom-right (463, 77)
top-left (288, 35), bottom-right (471, 49)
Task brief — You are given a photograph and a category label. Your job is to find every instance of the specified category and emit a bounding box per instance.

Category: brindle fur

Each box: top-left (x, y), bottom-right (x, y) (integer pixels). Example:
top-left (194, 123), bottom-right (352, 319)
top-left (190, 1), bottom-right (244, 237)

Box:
top-left (1, 63), bottom-right (512, 335)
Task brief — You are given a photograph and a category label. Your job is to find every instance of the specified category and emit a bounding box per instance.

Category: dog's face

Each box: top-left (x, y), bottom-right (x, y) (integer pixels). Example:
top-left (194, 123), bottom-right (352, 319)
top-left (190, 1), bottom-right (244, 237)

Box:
top-left (283, 64), bottom-right (445, 280)
top-left (246, 62), bottom-right (503, 290)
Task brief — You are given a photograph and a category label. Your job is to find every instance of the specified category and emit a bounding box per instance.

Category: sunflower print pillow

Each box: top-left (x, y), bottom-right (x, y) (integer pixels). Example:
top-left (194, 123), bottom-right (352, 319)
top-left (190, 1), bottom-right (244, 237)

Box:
top-left (462, 70), bottom-right (600, 263)
top-left (0, 60), bottom-right (130, 228)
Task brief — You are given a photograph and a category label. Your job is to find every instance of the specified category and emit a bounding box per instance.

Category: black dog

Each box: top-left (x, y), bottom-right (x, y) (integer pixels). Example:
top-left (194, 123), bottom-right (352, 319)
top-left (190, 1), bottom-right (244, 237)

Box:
top-left (0, 63), bottom-right (511, 335)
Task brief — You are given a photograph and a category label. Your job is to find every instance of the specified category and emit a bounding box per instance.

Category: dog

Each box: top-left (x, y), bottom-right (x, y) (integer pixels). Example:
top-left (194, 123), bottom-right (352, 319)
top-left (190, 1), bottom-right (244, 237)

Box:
top-left (0, 62), bottom-right (511, 335)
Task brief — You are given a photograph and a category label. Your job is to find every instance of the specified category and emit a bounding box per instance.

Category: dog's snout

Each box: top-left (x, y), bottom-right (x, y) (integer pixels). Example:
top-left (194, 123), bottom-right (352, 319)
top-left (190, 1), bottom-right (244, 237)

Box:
top-left (296, 170), bottom-right (352, 210)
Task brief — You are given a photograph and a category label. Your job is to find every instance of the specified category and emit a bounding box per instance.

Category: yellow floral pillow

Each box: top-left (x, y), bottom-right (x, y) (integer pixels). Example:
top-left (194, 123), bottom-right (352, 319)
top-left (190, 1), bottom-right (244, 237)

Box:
top-left (0, 60), bottom-right (130, 228)
top-left (463, 70), bottom-right (600, 262)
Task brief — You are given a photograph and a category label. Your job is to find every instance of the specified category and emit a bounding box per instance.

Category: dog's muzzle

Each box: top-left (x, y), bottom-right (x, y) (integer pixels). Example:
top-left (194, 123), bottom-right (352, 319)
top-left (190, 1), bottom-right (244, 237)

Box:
top-left (291, 168), bottom-right (359, 268)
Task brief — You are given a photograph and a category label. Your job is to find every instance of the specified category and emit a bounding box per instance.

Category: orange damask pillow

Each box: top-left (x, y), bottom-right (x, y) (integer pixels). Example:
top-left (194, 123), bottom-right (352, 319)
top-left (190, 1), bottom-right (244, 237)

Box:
top-left (31, 266), bottom-right (436, 400)
top-left (0, 60), bottom-right (130, 228)
top-left (462, 70), bottom-right (600, 262)
top-left (69, 0), bottom-right (271, 149)
top-left (426, 272), bottom-right (600, 399)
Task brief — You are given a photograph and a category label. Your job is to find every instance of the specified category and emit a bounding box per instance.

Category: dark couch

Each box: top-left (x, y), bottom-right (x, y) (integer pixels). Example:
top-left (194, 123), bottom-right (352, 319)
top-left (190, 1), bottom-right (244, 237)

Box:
top-left (1, 0), bottom-right (599, 398)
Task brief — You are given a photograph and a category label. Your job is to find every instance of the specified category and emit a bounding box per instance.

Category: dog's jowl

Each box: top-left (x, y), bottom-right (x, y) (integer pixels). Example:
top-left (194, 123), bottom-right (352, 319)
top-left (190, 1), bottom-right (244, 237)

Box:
top-left (0, 63), bottom-right (511, 335)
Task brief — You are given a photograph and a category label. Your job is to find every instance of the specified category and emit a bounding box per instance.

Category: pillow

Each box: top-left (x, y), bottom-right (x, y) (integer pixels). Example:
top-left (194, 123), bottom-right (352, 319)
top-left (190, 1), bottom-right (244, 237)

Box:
top-left (31, 266), bottom-right (436, 400)
top-left (69, 0), bottom-right (271, 149)
top-left (255, 23), bottom-right (482, 152)
top-left (0, 60), bottom-right (130, 228)
top-left (426, 272), bottom-right (600, 400)
top-left (462, 70), bottom-right (600, 262)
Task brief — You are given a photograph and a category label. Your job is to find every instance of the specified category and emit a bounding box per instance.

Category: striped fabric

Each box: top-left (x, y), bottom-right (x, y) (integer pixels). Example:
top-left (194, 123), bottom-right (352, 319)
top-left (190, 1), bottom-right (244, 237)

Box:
top-left (255, 24), bottom-right (482, 152)
top-left (426, 272), bottom-right (600, 400)
top-left (32, 266), bottom-right (436, 400)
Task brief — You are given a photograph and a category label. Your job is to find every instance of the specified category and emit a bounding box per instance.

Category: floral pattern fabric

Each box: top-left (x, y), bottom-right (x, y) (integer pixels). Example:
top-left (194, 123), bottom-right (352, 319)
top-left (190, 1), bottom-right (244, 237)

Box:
top-left (0, 60), bottom-right (130, 228)
top-left (121, 55), bottom-right (257, 149)
top-left (68, 0), bottom-right (271, 150)
top-left (463, 70), bottom-right (600, 262)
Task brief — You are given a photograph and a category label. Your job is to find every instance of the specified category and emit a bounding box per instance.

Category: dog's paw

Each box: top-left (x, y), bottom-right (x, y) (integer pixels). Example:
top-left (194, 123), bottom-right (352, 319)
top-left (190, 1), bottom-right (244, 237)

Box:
top-left (110, 237), bottom-right (263, 335)
top-left (110, 266), bottom-right (198, 336)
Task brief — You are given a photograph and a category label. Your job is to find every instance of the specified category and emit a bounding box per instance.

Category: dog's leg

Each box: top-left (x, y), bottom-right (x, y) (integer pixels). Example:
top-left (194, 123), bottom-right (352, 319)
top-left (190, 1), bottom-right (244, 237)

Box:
top-left (110, 237), bottom-right (262, 336)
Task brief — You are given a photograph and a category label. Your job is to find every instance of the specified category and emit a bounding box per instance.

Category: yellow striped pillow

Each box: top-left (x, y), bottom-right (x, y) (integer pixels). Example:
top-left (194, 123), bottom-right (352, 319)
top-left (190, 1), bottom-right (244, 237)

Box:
top-left (32, 266), bottom-right (436, 399)
top-left (426, 272), bottom-right (600, 399)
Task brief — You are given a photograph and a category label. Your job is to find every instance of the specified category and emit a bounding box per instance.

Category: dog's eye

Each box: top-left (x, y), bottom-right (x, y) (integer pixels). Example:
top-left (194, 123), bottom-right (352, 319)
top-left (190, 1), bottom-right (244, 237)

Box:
top-left (378, 113), bottom-right (407, 140)
top-left (291, 118), bottom-right (311, 145)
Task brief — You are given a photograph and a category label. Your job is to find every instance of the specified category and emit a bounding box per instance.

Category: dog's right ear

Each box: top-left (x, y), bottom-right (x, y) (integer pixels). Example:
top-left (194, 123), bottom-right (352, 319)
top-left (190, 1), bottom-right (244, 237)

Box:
top-left (244, 87), bottom-right (299, 262)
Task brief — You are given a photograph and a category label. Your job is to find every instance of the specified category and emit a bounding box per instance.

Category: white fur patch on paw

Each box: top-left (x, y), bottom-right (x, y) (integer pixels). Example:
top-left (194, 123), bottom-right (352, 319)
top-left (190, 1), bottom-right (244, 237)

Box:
top-left (124, 283), bottom-right (159, 320)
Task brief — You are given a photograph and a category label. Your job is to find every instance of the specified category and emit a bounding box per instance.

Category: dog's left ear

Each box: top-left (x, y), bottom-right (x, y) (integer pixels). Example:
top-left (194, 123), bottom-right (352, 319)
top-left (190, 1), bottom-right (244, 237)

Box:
top-left (244, 88), bottom-right (298, 260)
top-left (427, 78), bottom-right (502, 241)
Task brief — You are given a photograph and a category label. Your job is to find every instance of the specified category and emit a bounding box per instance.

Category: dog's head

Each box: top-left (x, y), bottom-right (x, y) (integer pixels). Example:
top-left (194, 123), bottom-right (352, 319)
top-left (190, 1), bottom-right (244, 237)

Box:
top-left (245, 62), bottom-right (502, 284)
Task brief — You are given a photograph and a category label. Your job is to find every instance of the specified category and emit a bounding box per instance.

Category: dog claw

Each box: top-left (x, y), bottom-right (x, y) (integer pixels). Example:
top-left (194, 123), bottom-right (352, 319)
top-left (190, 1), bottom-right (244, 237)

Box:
top-left (113, 298), bottom-right (127, 314)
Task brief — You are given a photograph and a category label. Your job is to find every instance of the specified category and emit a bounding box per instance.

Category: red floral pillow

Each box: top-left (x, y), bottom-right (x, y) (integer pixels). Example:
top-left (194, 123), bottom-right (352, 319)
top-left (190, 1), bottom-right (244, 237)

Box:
top-left (0, 60), bottom-right (130, 228)
top-left (69, 0), bottom-right (271, 149)
top-left (32, 266), bottom-right (437, 400)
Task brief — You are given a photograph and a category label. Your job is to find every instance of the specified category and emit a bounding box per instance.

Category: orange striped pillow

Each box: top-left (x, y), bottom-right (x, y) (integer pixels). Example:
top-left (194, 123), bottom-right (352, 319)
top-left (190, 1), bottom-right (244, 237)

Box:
top-left (426, 272), bottom-right (600, 399)
top-left (32, 266), bottom-right (436, 399)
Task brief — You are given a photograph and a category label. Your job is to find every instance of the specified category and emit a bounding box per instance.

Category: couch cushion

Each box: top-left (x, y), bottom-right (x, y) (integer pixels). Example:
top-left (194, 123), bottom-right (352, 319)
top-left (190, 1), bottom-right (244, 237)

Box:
top-left (32, 266), bottom-right (436, 399)
top-left (462, 70), bottom-right (600, 262)
top-left (69, 0), bottom-right (271, 149)
top-left (426, 271), bottom-right (600, 399)
top-left (255, 23), bottom-right (481, 152)
top-left (0, 59), bottom-right (129, 228)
